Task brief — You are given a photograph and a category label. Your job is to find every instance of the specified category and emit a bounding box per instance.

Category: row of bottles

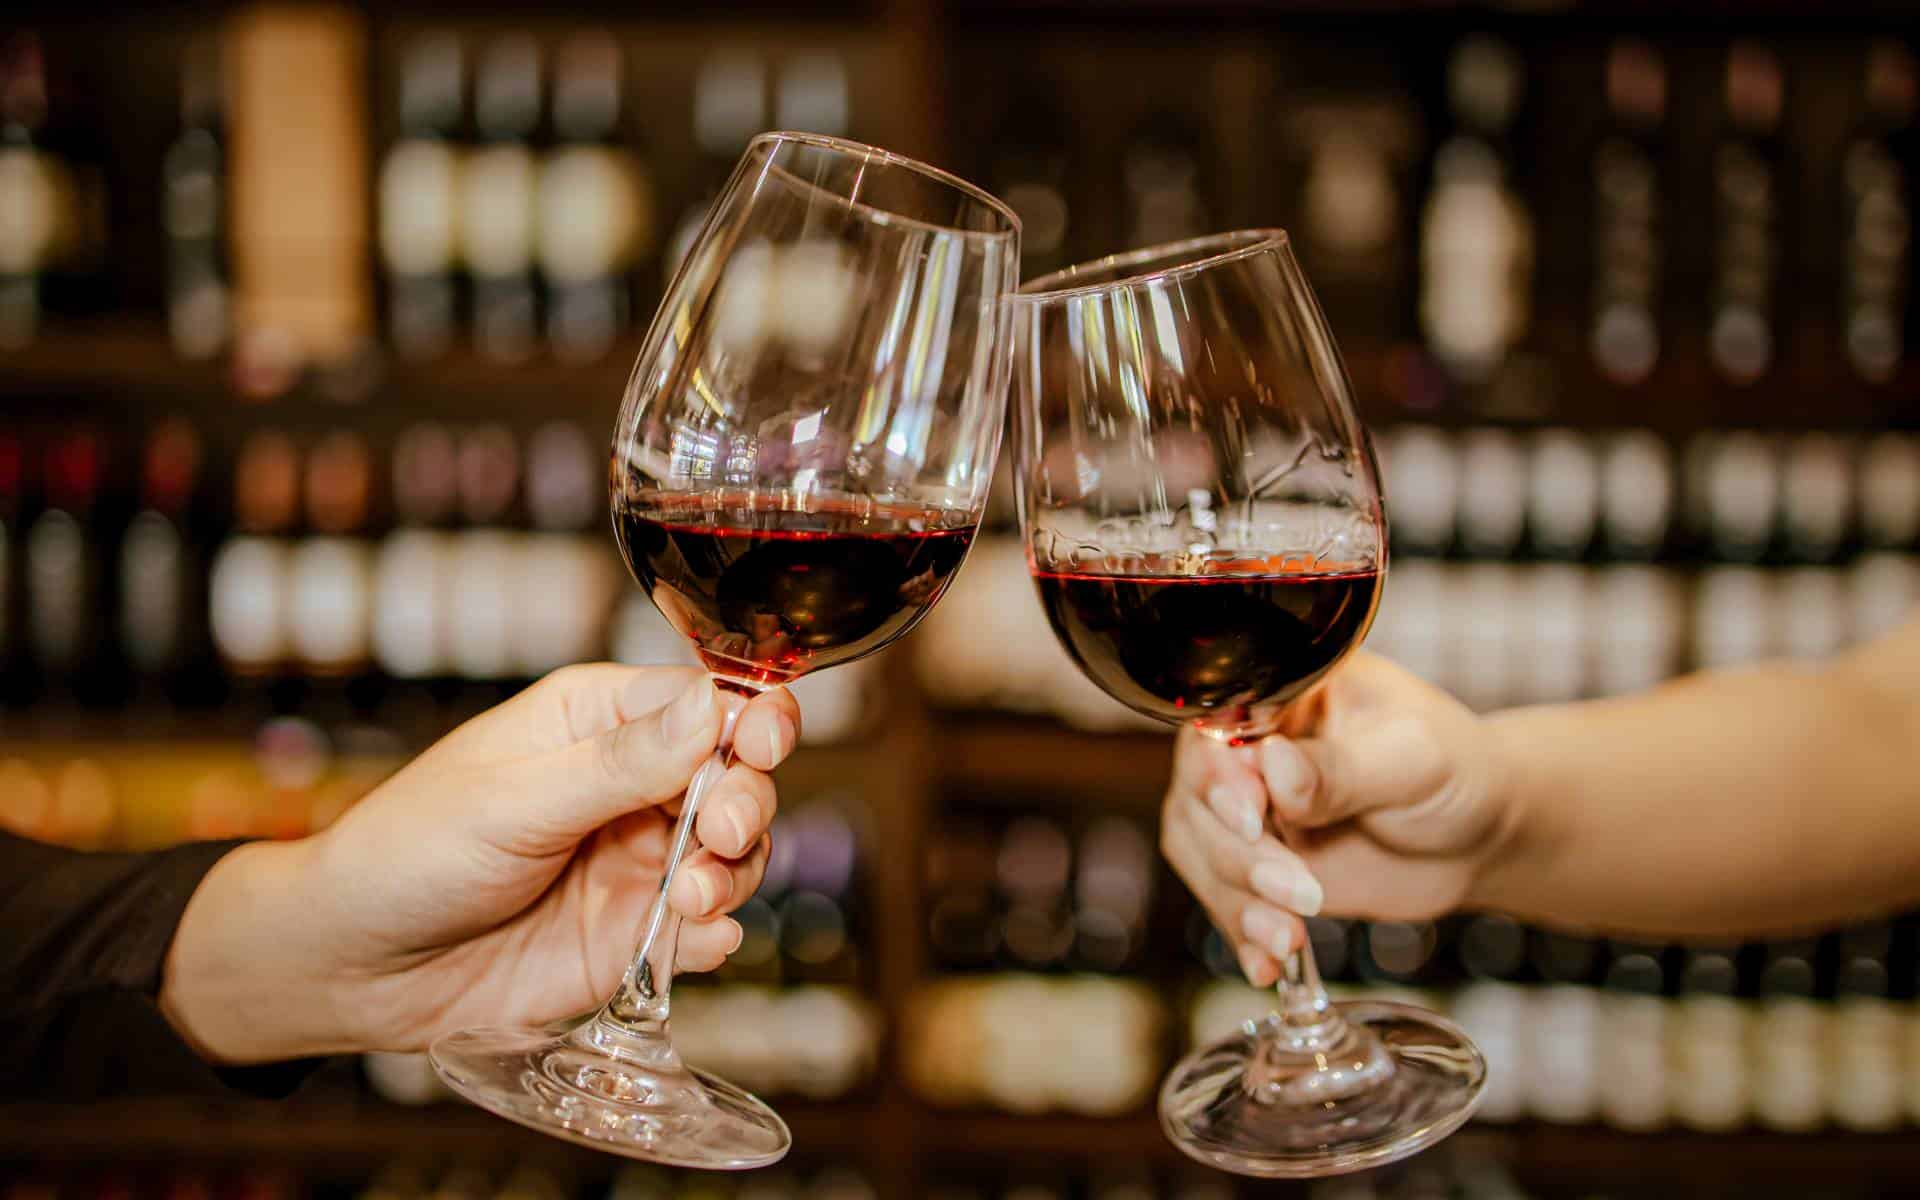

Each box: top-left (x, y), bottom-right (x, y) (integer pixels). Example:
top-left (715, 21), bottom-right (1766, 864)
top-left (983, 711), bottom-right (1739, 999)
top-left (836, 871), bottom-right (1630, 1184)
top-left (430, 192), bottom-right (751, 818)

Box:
top-left (0, 416), bottom-right (612, 705)
top-left (1376, 424), bottom-right (1920, 565)
top-left (978, 33), bottom-right (1915, 402)
top-left (1192, 915), bottom-right (1920, 1133)
top-left (1370, 556), bottom-right (1918, 712)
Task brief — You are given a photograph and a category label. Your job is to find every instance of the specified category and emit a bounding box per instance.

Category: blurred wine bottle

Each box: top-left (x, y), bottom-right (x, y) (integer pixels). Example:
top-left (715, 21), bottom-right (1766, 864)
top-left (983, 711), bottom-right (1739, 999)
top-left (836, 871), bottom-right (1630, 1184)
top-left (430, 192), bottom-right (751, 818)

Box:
top-left (465, 36), bottom-right (542, 363)
top-left (1420, 34), bottom-right (1533, 386)
top-left (986, 86), bottom-right (1072, 277)
top-left (290, 429), bottom-right (376, 684)
top-left (540, 32), bottom-right (650, 364)
top-left (1840, 40), bottom-right (1914, 384)
top-left (1709, 42), bottom-right (1788, 388)
top-left (669, 51), bottom-right (765, 282)
top-left (380, 33), bottom-right (465, 361)
top-left (121, 418), bottom-right (217, 706)
top-left (1121, 112), bottom-right (1211, 250)
top-left (1589, 39), bottom-right (1666, 387)
top-left (0, 33), bottom-right (108, 347)
top-left (28, 428), bottom-right (123, 706)
top-left (0, 429), bottom-right (20, 705)
top-left (165, 35), bottom-right (229, 361)
top-left (211, 428), bottom-right (300, 685)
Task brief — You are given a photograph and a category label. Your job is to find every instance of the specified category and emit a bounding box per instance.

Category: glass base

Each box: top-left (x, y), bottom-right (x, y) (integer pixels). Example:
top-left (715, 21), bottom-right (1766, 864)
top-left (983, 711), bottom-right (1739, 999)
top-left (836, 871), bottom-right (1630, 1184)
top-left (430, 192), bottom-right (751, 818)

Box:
top-left (429, 1019), bottom-right (791, 1168)
top-left (1159, 999), bottom-right (1485, 1178)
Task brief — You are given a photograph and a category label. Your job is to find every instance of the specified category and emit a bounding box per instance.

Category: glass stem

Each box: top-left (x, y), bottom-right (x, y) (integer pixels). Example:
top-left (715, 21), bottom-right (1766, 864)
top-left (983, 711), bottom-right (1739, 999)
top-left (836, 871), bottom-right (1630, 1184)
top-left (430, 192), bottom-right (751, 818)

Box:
top-left (1275, 939), bottom-right (1341, 1043)
top-left (587, 695), bottom-right (742, 1051)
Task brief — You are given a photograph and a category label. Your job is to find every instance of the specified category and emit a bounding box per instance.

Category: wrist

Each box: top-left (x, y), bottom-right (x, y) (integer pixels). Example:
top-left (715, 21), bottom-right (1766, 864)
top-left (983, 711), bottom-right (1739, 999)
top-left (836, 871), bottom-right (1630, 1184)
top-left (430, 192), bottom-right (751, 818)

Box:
top-left (1464, 708), bottom-right (1553, 914)
top-left (160, 837), bottom-right (357, 1065)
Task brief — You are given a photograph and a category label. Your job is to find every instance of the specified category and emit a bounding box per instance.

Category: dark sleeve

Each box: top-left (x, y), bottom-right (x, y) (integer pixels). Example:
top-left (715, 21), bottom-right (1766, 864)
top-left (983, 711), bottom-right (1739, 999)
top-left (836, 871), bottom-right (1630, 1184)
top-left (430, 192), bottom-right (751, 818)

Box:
top-left (0, 832), bottom-right (323, 1099)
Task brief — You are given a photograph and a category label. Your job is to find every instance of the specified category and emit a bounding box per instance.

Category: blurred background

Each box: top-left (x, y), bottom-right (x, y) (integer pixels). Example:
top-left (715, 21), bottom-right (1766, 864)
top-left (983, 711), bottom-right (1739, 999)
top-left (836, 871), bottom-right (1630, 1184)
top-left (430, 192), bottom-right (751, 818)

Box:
top-left (3, 0), bottom-right (1920, 1196)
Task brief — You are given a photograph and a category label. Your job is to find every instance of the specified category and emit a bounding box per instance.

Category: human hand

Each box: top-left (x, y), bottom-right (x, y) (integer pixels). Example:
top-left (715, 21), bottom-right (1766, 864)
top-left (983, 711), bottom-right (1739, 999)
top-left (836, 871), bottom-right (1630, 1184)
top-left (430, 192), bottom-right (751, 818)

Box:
top-left (1160, 654), bottom-right (1514, 986)
top-left (162, 665), bottom-right (799, 1062)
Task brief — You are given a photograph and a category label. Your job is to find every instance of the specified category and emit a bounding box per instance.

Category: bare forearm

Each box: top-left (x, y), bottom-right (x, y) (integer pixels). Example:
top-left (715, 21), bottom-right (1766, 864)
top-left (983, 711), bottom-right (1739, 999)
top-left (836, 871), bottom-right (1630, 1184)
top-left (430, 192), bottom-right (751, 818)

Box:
top-left (1472, 653), bottom-right (1920, 940)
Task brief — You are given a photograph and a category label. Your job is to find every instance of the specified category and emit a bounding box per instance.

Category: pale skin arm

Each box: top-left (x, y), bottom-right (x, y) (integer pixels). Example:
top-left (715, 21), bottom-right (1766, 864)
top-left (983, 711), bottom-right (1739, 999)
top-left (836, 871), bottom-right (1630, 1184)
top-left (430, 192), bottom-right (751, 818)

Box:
top-left (160, 665), bottom-right (800, 1065)
top-left (1165, 616), bottom-right (1920, 986)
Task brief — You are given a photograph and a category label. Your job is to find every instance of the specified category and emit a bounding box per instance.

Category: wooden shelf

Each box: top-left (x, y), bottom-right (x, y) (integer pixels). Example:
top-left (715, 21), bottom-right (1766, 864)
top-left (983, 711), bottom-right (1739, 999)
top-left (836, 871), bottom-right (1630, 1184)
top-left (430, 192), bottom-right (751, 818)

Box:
top-left (7, 1096), bottom-right (1920, 1193)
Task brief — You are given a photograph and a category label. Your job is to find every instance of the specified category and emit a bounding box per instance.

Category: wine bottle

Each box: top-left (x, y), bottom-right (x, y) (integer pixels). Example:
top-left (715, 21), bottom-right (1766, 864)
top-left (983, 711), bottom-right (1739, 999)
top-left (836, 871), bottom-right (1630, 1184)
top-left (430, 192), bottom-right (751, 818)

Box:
top-left (539, 32), bottom-right (650, 364)
top-left (380, 33), bottom-right (465, 361)
top-left (1840, 41), bottom-right (1914, 384)
top-left (27, 429), bottom-right (121, 706)
top-left (0, 34), bottom-right (98, 347)
top-left (1589, 39), bottom-right (1666, 386)
top-left (1595, 944), bottom-right (1669, 1131)
top-left (1420, 35), bottom-right (1533, 384)
top-left (1709, 42), bottom-right (1788, 387)
top-left (373, 422), bottom-right (456, 682)
top-left (464, 36), bottom-right (541, 363)
top-left (1828, 924), bottom-right (1902, 1131)
top-left (0, 430), bottom-right (19, 703)
top-left (120, 418), bottom-right (216, 705)
top-left (1122, 111), bottom-right (1211, 250)
top-left (211, 429), bottom-right (300, 681)
top-left (446, 423), bottom-right (519, 681)
top-left (1751, 939), bottom-right (1822, 1132)
top-left (1450, 914), bottom-right (1529, 1121)
top-left (165, 36), bottom-right (228, 360)
top-left (290, 429), bottom-right (374, 679)
top-left (987, 87), bottom-right (1073, 277)
top-left (1669, 946), bottom-right (1750, 1131)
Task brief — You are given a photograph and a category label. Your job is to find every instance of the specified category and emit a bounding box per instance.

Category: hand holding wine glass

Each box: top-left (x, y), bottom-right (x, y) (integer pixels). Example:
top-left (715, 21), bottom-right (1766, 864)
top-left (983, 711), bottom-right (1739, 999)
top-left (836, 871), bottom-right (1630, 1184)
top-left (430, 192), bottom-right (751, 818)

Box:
top-left (1160, 652), bottom-right (1513, 987)
top-left (430, 132), bottom-right (1019, 1167)
top-left (161, 665), bottom-right (797, 1066)
top-left (1012, 230), bottom-right (1483, 1177)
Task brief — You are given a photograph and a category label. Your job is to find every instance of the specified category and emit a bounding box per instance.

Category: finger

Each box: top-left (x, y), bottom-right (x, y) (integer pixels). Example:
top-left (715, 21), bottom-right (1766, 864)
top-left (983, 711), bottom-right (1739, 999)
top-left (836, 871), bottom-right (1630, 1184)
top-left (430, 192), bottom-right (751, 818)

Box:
top-left (1172, 797), bottom-right (1324, 917)
top-left (1258, 716), bottom-right (1448, 830)
top-left (459, 664), bottom-right (706, 754)
top-left (669, 835), bottom-right (771, 918)
top-left (675, 916), bottom-right (745, 973)
top-left (1169, 727), bottom-right (1267, 842)
top-left (732, 688), bottom-right (801, 772)
top-left (509, 674), bottom-right (722, 841)
top-left (1162, 815), bottom-right (1302, 981)
top-left (694, 764), bottom-right (777, 859)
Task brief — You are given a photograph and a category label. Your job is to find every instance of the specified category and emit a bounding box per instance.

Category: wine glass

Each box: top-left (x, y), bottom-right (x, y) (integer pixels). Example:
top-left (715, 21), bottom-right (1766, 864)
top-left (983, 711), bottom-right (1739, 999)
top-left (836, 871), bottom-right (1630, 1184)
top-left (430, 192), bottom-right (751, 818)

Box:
top-left (430, 131), bottom-right (1020, 1166)
top-left (1009, 230), bottom-right (1484, 1177)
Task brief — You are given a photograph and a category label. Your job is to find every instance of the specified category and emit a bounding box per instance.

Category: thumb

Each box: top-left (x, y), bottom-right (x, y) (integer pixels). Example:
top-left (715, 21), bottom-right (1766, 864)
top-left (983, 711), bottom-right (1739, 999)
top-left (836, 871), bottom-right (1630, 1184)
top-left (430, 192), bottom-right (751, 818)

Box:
top-left (1259, 715), bottom-right (1450, 830)
top-left (495, 674), bottom-right (724, 842)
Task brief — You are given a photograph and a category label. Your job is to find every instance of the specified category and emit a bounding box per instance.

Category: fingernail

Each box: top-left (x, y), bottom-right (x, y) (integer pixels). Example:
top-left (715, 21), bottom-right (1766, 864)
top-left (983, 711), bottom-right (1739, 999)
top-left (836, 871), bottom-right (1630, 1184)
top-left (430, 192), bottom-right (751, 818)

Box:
top-left (689, 868), bottom-right (722, 914)
top-left (1207, 783), bottom-right (1262, 842)
top-left (1237, 943), bottom-right (1271, 986)
top-left (664, 677), bottom-right (716, 744)
top-left (1263, 739), bottom-right (1312, 808)
top-left (1249, 859), bottom-right (1324, 917)
top-left (1240, 906), bottom-right (1295, 960)
top-left (724, 918), bottom-right (744, 954)
top-left (770, 711), bottom-right (796, 763)
top-left (725, 804), bottom-right (753, 855)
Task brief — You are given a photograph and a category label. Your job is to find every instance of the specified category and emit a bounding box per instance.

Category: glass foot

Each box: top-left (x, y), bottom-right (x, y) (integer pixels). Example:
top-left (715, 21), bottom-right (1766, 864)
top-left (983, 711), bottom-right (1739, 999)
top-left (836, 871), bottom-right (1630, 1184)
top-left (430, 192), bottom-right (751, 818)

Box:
top-left (429, 1019), bottom-right (791, 1168)
top-left (1159, 999), bottom-right (1485, 1178)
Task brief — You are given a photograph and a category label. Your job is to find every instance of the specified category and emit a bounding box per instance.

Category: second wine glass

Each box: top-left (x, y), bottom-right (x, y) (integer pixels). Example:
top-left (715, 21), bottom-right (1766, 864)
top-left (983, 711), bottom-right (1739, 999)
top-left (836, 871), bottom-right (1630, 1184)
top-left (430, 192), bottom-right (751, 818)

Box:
top-left (430, 131), bottom-right (1020, 1167)
top-left (1010, 230), bottom-right (1484, 1177)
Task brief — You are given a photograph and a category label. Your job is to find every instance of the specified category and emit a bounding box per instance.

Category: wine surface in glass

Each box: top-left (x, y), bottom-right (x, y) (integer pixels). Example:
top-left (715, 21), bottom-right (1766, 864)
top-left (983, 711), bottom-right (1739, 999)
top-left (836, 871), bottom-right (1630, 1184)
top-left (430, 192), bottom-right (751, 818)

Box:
top-left (619, 496), bottom-right (977, 685)
top-left (1031, 559), bottom-right (1379, 727)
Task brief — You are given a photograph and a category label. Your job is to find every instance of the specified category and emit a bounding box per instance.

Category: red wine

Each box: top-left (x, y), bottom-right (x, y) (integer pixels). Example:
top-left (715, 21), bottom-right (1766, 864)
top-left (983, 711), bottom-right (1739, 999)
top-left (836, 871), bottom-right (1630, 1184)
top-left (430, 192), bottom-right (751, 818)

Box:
top-left (617, 497), bottom-right (976, 685)
top-left (1032, 559), bottom-right (1379, 730)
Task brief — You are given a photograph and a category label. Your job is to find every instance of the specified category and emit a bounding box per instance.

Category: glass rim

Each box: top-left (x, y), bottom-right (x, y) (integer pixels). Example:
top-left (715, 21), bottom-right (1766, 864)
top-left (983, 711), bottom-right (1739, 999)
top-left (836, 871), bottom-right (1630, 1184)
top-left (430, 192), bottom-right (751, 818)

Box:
top-left (746, 130), bottom-right (1022, 242)
top-left (1013, 228), bottom-right (1291, 303)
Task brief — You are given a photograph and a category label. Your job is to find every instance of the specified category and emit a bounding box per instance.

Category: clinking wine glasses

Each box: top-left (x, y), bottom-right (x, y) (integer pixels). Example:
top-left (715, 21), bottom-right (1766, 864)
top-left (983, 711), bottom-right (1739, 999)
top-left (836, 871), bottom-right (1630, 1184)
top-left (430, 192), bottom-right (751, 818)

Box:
top-left (428, 132), bottom-right (1020, 1167)
top-left (1010, 231), bottom-right (1485, 1176)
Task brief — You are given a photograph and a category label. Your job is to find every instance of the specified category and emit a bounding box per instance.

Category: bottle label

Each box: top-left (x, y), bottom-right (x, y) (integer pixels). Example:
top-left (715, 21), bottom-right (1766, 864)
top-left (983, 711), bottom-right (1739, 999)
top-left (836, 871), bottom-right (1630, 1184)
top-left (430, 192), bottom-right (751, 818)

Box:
top-left (461, 145), bottom-right (537, 277)
top-left (379, 139), bottom-right (461, 275)
top-left (537, 147), bottom-right (648, 282)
